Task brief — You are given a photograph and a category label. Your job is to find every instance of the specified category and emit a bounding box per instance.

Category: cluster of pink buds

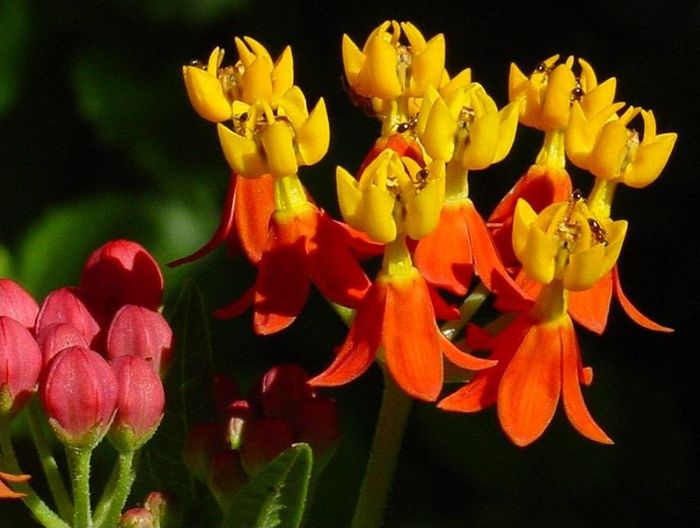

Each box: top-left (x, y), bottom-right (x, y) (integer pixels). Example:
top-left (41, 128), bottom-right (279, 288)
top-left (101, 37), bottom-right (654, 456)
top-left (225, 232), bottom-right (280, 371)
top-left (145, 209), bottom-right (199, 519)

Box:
top-left (184, 365), bottom-right (339, 508)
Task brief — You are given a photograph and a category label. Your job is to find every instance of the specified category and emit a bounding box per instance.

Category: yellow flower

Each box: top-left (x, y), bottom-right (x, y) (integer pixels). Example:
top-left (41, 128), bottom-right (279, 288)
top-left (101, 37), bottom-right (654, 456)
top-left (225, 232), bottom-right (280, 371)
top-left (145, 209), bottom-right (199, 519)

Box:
top-left (417, 84), bottom-right (520, 169)
top-left (336, 150), bottom-right (445, 243)
top-left (342, 20), bottom-right (445, 100)
top-left (566, 103), bottom-right (677, 188)
top-left (512, 196), bottom-right (627, 291)
top-left (182, 37), bottom-right (294, 122)
top-left (509, 55), bottom-right (617, 132)
top-left (217, 87), bottom-right (329, 178)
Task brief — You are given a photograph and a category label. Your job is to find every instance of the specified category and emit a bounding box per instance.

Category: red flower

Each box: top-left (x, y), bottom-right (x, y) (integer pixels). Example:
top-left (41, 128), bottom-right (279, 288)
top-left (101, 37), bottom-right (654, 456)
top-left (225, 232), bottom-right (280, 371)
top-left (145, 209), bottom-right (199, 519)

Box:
top-left (169, 172), bottom-right (275, 267)
top-left (309, 267), bottom-right (495, 401)
top-left (0, 279), bottom-right (39, 329)
top-left (415, 198), bottom-right (526, 301)
top-left (439, 313), bottom-right (612, 446)
top-left (215, 205), bottom-right (371, 335)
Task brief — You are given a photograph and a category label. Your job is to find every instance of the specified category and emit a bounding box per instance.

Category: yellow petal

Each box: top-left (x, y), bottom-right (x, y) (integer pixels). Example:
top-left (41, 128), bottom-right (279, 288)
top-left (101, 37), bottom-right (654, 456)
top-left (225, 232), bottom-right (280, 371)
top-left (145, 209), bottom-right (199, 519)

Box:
top-left (241, 56), bottom-right (273, 104)
top-left (461, 111), bottom-right (499, 170)
top-left (563, 244), bottom-right (605, 291)
top-left (207, 47), bottom-right (224, 73)
top-left (243, 36), bottom-right (273, 63)
top-left (600, 220), bottom-right (627, 274)
top-left (624, 133), bottom-right (677, 188)
top-left (440, 67), bottom-right (471, 99)
top-left (578, 58), bottom-right (598, 91)
top-left (296, 98), bottom-right (330, 166)
top-left (588, 121), bottom-right (628, 180)
top-left (182, 66), bottom-right (231, 122)
top-left (521, 227), bottom-right (558, 285)
top-left (421, 96), bottom-right (456, 161)
top-left (581, 77), bottom-right (617, 116)
top-left (492, 101), bottom-right (521, 164)
top-left (415, 86), bottom-right (439, 136)
top-left (234, 37), bottom-right (255, 67)
top-left (508, 62), bottom-right (528, 103)
top-left (278, 86), bottom-right (308, 129)
top-left (409, 34), bottom-right (445, 96)
top-left (360, 184), bottom-right (397, 243)
top-left (272, 46), bottom-right (294, 98)
top-left (336, 166), bottom-right (362, 222)
top-left (217, 124), bottom-right (267, 177)
top-left (342, 34), bottom-right (365, 87)
top-left (541, 64), bottom-right (576, 130)
top-left (362, 37), bottom-right (401, 99)
top-left (565, 102), bottom-right (595, 169)
top-left (261, 121), bottom-right (298, 177)
top-left (512, 198), bottom-right (538, 262)
top-left (400, 21), bottom-right (427, 51)
top-left (405, 161), bottom-right (445, 240)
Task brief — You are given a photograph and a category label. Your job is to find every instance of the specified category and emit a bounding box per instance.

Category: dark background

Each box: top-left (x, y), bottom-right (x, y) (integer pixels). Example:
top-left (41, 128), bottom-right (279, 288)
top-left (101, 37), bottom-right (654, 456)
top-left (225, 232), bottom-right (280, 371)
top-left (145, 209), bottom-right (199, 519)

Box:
top-left (1, 0), bottom-right (699, 526)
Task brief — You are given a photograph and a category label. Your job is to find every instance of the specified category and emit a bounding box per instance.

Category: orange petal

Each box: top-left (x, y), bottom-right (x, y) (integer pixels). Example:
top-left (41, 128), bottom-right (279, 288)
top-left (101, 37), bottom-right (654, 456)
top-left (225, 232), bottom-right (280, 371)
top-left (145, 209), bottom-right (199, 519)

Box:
top-left (498, 321), bottom-right (562, 447)
top-left (0, 471), bottom-right (29, 499)
top-left (414, 203), bottom-right (473, 296)
top-left (169, 172), bottom-right (239, 267)
top-left (252, 215), bottom-right (311, 334)
top-left (235, 174), bottom-right (275, 264)
top-left (382, 273), bottom-right (443, 401)
top-left (440, 333), bottom-right (497, 371)
top-left (560, 320), bottom-right (613, 444)
top-left (214, 286), bottom-right (254, 319)
top-left (613, 266), bottom-right (673, 332)
top-left (568, 271), bottom-right (613, 335)
top-left (428, 286), bottom-right (460, 320)
top-left (309, 281), bottom-right (385, 387)
top-left (308, 212), bottom-right (371, 308)
top-left (357, 134), bottom-right (425, 178)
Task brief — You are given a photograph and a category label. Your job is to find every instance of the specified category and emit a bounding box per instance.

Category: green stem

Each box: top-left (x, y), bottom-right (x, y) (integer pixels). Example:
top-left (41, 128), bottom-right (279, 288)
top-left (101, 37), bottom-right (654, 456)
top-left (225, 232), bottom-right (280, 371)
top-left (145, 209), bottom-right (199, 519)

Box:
top-left (93, 450), bottom-right (136, 528)
top-left (328, 301), bottom-right (356, 327)
top-left (0, 416), bottom-right (70, 528)
top-left (350, 367), bottom-right (413, 528)
top-left (27, 400), bottom-right (73, 521)
top-left (440, 282), bottom-right (490, 340)
top-left (67, 446), bottom-right (93, 528)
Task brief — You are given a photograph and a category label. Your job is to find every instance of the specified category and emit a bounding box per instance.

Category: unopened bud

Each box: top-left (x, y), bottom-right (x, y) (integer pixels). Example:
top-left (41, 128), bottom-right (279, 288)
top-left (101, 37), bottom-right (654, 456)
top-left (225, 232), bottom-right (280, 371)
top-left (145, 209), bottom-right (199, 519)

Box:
top-left (0, 316), bottom-right (42, 415)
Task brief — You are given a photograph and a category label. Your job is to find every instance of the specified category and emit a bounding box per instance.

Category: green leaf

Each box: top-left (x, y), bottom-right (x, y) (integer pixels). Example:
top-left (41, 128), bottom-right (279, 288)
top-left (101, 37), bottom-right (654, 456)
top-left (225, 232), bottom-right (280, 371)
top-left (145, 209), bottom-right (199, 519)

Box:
top-left (143, 280), bottom-right (216, 498)
top-left (0, 0), bottom-right (31, 115)
top-left (226, 444), bottom-right (313, 528)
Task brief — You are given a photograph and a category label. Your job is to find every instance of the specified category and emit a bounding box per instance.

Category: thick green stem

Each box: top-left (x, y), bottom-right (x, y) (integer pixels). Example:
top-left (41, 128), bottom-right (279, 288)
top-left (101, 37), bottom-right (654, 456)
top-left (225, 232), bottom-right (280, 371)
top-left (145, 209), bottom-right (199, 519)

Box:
top-left (350, 367), bottom-right (413, 528)
top-left (27, 400), bottom-right (73, 521)
top-left (0, 416), bottom-right (70, 528)
top-left (93, 450), bottom-right (136, 528)
top-left (67, 446), bottom-right (93, 528)
top-left (440, 282), bottom-right (490, 340)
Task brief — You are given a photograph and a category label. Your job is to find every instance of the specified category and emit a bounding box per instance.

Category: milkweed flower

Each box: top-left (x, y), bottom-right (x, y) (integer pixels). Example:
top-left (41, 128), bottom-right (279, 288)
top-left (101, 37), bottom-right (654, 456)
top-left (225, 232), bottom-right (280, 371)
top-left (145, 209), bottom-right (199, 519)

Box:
top-left (440, 196), bottom-right (627, 445)
top-left (413, 84), bottom-right (524, 298)
top-left (311, 150), bottom-right (495, 401)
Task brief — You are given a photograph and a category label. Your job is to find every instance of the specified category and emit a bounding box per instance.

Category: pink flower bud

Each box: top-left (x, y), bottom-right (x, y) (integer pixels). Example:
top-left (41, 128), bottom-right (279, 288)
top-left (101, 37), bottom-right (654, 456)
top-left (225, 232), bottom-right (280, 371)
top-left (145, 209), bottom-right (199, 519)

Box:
top-left (36, 323), bottom-right (88, 367)
top-left (207, 451), bottom-right (247, 504)
top-left (0, 316), bottom-right (42, 415)
top-left (106, 305), bottom-right (173, 377)
top-left (109, 356), bottom-right (165, 452)
top-left (41, 346), bottom-right (117, 448)
top-left (143, 491), bottom-right (179, 526)
top-left (35, 288), bottom-right (102, 348)
top-left (183, 423), bottom-right (228, 482)
top-left (250, 364), bottom-right (315, 420)
top-left (118, 507), bottom-right (154, 528)
top-left (0, 279), bottom-right (39, 329)
top-left (240, 418), bottom-right (295, 477)
top-left (80, 240), bottom-right (164, 314)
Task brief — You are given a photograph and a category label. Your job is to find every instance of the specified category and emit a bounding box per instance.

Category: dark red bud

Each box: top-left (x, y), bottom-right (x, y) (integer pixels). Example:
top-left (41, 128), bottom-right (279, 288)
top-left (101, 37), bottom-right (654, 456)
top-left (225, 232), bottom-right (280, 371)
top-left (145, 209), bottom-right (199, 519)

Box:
top-left (250, 364), bottom-right (315, 420)
top-left (183, 422), bottom-right (228, 482)
top-left (109, 356), bottom-right (165, 452)
top-left (36, 323), bottom-right (88, 367)
top-left (0, 316), bottom-right (42, 415)
top-left (106, 305), bottom-right (173, 377)
top-left (80, 240), bottom-right (163, 314)
top-left (213, 373), bottom-right (241, 415)
top-left (40, 346), bottom-right (117, 448)
top-left (240, 418), bottom-right (295, 477)
top-left (0, 279), bottom-right (39, 329)
top-left (289, 396), bottom-right (340, 459)
top-left (143, 491), bottom-right (180, 526)
top-left (35, 288), bottom-right (102, 348)
top-left (207, 450), bottom-right (248, 505)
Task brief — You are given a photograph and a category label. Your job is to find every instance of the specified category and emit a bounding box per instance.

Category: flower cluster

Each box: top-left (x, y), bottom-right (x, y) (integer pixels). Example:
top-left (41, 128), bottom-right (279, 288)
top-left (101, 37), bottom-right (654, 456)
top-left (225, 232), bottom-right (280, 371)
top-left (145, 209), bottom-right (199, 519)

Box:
top-left (183, 365), bottom-right (339, 511)
top-left (179, 21), bottom-right (676, 449)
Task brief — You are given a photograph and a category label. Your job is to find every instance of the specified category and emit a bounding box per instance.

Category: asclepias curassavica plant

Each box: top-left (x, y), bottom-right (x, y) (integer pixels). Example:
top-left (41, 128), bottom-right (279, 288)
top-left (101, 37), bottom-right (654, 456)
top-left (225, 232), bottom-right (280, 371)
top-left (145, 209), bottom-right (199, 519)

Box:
top-left (0, 19), bottom-right (677, 528)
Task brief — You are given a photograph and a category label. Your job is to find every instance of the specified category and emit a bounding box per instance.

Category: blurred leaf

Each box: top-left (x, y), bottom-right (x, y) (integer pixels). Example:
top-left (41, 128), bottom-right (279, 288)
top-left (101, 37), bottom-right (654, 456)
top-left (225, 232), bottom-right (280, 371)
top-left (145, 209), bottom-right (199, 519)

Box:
top-left (143, 281), bottom-right (215, 499)
top-left (0, 244), bottom-right (11, 277)
top-left (119, 0), bottom-right (246, 25)
top-left (225, 443), bottom-right (313, 528)
top-left (0, 0), bottom-right (30, 115)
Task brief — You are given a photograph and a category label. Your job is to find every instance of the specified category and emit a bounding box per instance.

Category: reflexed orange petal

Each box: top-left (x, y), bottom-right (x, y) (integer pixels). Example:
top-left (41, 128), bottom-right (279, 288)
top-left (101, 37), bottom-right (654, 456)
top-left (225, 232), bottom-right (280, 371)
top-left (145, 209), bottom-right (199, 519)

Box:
top-left (235, 174), bottom-right (275, 264)
top-left (308, 212), bottom-right (371, 308)
top-left (214, 286), bottom-right (254, 319)
top-left (414, 203), bottom-right (473, 295)
top-left (427, 286), bottom-right (460, 320)
top-left (439, 333), bottom-right (497, 370)
top-left (309, 281), bottom-right (386, 387)
top-left (0, 471), bottom-right (29, 499)
top-left (613, 266), bottom-right (673, 332)
top-left (498, 321), bottom-right (562, 447)
top-left (568, 271), bottom-right (613, 335)
top-left (463, 200), bottom-right (529, 303)
top-left (169, 172), bottom-right (239, 267)
top-left (357, 134), bottom-right (424, 177)
top-left (560, 320), bottom-right (613, 444)
top-left (382, 273), bottom-right (443, 401)
top-left (252, 214), bottom-right (312, 335)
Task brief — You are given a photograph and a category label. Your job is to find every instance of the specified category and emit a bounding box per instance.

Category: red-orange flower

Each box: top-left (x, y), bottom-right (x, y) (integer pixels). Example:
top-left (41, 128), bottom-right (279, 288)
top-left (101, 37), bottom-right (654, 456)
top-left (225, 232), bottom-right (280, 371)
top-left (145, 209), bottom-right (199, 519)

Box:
top-left (439, 312), bottom-right (611, 446)
top-left (0, 471), bottom-right (30, 499)
top-left (309, 266), bottom-right (495, 401)
top-left (215, 204), bottom-right (371, 335)
top-left (170, 172), bottom-right (275, 267)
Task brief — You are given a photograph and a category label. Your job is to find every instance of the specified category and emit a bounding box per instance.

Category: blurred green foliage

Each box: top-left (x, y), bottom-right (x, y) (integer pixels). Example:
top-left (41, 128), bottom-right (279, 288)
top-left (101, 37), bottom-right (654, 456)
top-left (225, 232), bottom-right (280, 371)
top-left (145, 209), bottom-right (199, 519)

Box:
top-left (1, 0), bottom-right (699, 526)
